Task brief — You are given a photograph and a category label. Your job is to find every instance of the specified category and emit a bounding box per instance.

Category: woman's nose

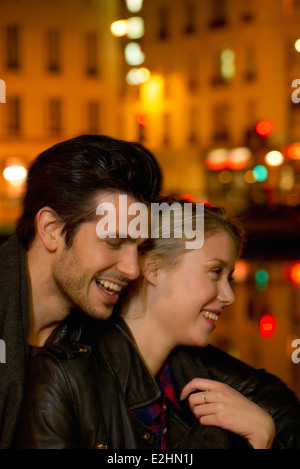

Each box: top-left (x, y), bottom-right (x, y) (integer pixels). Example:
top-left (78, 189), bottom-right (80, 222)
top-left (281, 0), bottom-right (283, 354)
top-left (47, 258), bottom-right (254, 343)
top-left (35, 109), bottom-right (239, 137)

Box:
top-left (218, 281), bottom-right (235, 306)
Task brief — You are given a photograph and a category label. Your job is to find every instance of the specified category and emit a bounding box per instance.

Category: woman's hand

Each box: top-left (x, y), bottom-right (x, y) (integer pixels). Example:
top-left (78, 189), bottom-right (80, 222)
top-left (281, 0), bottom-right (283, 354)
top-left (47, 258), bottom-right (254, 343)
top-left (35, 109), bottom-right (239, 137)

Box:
top-left (180, 378), bottom-right (276, 449)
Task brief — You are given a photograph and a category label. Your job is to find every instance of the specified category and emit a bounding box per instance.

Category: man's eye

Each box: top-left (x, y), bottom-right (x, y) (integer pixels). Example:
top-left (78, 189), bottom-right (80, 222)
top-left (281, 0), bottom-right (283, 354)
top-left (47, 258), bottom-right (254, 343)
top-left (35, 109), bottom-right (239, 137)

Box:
top-left (106, 240), bottom-right (122, 249)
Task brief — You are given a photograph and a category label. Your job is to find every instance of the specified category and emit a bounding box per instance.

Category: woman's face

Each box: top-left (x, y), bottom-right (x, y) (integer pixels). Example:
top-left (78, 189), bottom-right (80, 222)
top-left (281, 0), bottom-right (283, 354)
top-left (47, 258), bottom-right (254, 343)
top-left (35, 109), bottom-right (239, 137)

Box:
top-left (152, 230), bottom-right (237, 349)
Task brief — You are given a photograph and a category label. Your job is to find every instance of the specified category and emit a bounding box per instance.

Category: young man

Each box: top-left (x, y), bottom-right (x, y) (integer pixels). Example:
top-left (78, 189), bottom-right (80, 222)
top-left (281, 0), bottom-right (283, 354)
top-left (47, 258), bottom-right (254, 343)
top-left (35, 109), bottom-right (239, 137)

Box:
top-left (0, 134), bottom-right (162, 448)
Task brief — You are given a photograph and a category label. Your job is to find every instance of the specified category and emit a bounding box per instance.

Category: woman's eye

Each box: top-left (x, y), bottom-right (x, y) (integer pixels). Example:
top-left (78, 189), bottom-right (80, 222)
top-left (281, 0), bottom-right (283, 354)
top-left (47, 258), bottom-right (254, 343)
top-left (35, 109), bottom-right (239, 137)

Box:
top-left (211, 268), bottom-right (222, 276)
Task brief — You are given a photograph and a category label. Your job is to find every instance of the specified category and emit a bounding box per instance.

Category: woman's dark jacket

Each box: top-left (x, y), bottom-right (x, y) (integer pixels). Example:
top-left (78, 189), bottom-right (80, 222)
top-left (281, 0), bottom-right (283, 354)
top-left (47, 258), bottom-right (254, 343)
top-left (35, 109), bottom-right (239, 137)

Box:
top-left (15, 315), bottom-right (300, 449)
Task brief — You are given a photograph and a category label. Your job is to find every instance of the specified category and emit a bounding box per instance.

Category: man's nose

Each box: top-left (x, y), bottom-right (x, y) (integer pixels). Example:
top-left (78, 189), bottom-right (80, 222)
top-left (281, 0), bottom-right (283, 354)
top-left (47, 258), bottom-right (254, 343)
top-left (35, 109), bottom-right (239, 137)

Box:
top-left (118, 247), bottom-right (140, 281)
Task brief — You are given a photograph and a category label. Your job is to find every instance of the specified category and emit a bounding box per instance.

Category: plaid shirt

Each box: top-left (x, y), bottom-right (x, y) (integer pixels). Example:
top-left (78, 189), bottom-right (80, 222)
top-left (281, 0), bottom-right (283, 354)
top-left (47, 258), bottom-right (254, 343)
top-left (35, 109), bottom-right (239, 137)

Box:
top-left (132, 362), bottom-right (182, 448)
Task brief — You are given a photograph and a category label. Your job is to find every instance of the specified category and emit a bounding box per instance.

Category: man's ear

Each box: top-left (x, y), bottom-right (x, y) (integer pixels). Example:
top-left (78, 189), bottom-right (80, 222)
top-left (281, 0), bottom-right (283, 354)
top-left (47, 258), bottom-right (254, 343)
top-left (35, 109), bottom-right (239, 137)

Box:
top-left (142, 257), bottom-right (161, 286)
top-left (35, 207), bottom-right (64, 252)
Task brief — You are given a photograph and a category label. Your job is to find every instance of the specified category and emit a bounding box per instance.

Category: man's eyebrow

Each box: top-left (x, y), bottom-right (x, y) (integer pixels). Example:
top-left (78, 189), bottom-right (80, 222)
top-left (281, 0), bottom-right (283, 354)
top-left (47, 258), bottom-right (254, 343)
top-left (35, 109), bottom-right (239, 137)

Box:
top-left (105, 232), bottom-right (142, 243)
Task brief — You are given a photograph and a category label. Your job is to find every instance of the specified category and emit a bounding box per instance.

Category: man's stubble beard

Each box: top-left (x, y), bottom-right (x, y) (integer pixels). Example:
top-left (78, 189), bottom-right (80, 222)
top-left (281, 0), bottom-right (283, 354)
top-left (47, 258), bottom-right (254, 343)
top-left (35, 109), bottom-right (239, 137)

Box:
top-left (52, 248), bottom-right (114, 321)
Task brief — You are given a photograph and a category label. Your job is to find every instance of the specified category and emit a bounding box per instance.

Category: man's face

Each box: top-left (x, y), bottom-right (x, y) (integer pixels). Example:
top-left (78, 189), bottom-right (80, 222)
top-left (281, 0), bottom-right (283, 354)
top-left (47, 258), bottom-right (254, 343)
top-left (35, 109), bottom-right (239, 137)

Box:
top-left (52, 192), bottom-right (143, 320)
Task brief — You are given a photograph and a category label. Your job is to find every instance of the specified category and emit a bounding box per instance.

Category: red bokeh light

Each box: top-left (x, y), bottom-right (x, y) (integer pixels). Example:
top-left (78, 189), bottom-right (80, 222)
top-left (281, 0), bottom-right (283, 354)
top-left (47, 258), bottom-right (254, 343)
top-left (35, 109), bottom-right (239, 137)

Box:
top-left (256, 120), bottom-right (274, 138)
top-left (136, 113), bottom-right (149, 126)
top-left (260, 314), bottom-right (276, 339)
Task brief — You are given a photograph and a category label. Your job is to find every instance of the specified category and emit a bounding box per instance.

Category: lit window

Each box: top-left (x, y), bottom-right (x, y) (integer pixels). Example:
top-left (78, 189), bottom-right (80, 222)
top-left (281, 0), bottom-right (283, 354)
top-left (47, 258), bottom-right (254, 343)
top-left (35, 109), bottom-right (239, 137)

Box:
top-left (220, 49), bottom-right (235, 82)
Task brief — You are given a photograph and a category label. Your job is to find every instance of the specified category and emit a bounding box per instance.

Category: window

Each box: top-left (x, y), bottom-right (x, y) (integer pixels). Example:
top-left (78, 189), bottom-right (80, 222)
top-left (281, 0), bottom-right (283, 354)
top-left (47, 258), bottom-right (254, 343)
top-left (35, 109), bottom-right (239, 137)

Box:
top-left (85, 31), bottom-right (99, 76)
top-left (6, 96), bottom-right (21, 134)
top-left (184, 2), bottom-right (196, 34)
top-left (241, 3), bottom-right (255, 22)
top-left (46, 29), bottom-right (61, 72)
top-left (48, 98), bottom-right (62, 134)
top-left (244, 44), bottom-right (256, 81)
top-left (157, 6), bottom-right (170, 40)
top-left (188, 107), bottom-right (199, 144)
top-left (211, 48), bottom-right (235, 85)
top-left (212, 103), bottom-right (231, 142)
top-left (289, 101), bottom-right (300, 141)
top-left (209, 0), bottom-right (227, 28)
top-left (187, 58), bottom-right (199, 92)
top-left (6, 25), bottom-right (20, 69)
top-left (87, 101), bottom-right (100, 133)
top-left (162, 112), bottom-right (171, 146)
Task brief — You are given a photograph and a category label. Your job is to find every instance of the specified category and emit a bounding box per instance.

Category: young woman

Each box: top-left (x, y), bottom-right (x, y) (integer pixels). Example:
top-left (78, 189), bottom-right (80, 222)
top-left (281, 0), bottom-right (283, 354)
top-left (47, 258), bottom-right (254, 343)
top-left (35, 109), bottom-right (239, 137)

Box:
top-left (15, 198), bottom-right (300, 449)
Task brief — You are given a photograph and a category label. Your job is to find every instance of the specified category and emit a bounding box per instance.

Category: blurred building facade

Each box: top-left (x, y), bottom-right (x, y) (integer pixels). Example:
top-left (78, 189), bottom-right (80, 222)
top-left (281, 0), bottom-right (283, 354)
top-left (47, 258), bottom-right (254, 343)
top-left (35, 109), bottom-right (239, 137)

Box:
top-left (0, 0), bottom-right (300, 397)
top-left (116, 0), bottom-right (300, 210)
top-left (0, 0), bottom-right (120, 228)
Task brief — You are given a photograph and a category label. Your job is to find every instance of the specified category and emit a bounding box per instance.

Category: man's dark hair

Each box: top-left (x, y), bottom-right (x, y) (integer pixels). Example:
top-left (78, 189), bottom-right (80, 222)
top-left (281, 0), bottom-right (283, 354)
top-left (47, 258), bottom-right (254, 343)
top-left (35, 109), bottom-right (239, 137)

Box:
top-left (16, 134), bottom-right (162, 249)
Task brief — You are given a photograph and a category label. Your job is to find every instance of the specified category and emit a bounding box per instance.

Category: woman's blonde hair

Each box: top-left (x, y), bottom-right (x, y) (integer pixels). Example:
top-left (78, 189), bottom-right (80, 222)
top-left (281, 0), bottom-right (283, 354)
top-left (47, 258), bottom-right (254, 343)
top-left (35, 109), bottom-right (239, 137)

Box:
top-left (139, 196), bottom-right (246, 269)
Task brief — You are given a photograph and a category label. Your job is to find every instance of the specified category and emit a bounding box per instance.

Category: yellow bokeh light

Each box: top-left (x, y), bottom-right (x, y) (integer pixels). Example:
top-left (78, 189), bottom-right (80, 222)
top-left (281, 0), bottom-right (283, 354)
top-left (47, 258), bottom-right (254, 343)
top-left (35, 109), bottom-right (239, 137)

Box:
top-left (124, 42), bottom-right (145, 65)
top-left (141, 75), bottom-right (164, 110)
top-left (126, 0), bottom-right (144, 13)
top-left (110, 20), bottom-right (128, 37)
top-left (244, 170), bottom-right (256, 184)
top-left (265, 150), bottom-right (284, 166)
top-left (127, 17), bottom-right (144, 39)
top-left (3, 165), bottom-right (27, 184)
top-left (295, 39), bottom-right (300, 53)
top-left (126, 67), bottom-right (151, 85)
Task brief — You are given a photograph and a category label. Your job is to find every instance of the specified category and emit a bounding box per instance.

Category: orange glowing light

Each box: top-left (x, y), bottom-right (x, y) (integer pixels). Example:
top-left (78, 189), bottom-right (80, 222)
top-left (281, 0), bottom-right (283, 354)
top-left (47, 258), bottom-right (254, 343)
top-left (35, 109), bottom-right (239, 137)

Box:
top-left (181, 194), bottom-right (196, 202)
top-left (136, 113), bottom-right (149, 126)
top-left (286, 143), bottom-right (300, 160)
top-left (233, 260), bottom-right (250, 283)
top-left (290, 262), bottom-right (300, 285)
top-left (256, 120), bottom-right (274, 138)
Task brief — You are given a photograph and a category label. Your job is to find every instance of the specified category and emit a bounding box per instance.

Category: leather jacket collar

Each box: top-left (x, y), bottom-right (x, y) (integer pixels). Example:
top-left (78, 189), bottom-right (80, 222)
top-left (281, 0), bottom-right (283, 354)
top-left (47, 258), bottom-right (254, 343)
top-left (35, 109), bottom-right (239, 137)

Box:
top-left (96, 319), bottom-right (162, 409)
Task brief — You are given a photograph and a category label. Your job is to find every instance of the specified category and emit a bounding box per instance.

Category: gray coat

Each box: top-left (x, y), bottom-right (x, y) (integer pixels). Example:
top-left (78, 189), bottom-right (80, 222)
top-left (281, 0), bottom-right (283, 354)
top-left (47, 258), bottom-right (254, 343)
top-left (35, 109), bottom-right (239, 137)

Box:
top-left (0, 237), bottom-right (30, 448)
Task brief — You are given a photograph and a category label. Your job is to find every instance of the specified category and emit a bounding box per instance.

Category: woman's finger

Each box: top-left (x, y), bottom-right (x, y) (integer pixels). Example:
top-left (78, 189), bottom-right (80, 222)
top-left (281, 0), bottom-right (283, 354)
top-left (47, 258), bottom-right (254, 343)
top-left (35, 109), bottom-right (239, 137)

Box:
top-left (180, 378), bottom-right (218, 401)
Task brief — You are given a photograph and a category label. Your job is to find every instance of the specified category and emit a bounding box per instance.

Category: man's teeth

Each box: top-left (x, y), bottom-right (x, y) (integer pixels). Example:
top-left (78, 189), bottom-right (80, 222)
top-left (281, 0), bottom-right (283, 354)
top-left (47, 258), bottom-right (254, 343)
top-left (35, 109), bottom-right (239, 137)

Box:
top-left (97, 279), bottom-right (122, 293)
top-left (202, 310), bottom-right (219, 321)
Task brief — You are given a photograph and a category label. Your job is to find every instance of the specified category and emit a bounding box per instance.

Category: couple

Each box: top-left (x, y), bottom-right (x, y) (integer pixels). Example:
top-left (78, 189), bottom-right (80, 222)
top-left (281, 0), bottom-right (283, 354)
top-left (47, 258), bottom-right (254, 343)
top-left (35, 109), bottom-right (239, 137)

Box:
top-left (1, 135), bottom-right (299, 449)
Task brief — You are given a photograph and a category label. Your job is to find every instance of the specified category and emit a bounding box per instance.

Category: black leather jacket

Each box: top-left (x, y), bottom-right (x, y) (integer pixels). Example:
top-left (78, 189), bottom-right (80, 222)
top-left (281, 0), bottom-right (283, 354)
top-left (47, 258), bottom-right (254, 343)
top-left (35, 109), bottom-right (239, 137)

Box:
top-left (15, 314), bottom-right (300, 449)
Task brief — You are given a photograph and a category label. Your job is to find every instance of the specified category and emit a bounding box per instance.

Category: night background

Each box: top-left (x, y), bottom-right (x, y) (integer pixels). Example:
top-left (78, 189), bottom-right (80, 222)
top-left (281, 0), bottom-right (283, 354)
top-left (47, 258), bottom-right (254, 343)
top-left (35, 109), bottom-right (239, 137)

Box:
top-left (0, 0), bottom-right (299, 398)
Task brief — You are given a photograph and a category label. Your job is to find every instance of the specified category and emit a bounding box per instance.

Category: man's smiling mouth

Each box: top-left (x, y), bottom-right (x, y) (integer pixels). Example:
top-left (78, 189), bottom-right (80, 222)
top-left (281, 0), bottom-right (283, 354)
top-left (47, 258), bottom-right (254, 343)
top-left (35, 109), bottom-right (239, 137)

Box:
top-left (96, 279), bottom-right (123, 294)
